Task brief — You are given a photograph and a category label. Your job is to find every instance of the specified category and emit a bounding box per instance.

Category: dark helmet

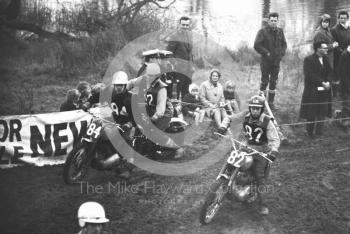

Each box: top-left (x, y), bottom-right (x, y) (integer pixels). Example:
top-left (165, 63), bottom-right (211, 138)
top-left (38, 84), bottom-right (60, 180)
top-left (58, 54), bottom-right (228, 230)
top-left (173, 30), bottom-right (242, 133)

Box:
top-left (248, 95), bottom-right (265, 108)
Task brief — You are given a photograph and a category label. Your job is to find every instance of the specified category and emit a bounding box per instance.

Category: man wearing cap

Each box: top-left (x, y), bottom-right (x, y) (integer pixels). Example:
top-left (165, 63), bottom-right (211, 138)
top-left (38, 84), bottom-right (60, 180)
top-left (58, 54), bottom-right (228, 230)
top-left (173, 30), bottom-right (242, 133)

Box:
top-left (127, 63), bottom-right (184, 158)
top-left (137, 49), bottom-right (180, 100)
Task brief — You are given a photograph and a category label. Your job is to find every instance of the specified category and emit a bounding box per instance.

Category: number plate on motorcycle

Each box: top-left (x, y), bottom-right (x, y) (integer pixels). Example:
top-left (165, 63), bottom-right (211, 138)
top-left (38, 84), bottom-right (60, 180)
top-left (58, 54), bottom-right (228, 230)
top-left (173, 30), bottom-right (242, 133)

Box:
top-left (227, 151), bottom-right (245, 167)
top-left (86, 120), bottom-right (102, 139)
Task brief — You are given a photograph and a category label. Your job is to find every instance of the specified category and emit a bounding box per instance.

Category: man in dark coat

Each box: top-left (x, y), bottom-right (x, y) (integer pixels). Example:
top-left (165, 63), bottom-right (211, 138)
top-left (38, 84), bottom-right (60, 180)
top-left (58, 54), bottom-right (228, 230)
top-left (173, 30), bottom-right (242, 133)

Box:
top-left (338, 39), bottom-right (350, 129)
top-left (166, 16), bottom-right (193, 99)
top-left (300, 41), bottom-right (332, 137)
top-left (331, 11), bottom-right (350, 97)
top-left (254, 12), bottom-right (287, 109)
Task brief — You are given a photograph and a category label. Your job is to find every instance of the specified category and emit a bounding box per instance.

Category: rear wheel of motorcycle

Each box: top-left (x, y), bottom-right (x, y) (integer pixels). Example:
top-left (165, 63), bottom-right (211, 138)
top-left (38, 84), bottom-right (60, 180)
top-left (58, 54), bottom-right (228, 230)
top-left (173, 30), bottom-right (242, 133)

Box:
top-left (63, 143), bottom-right (90, 184)
top-left (199, 178), bottom-right (228, 225)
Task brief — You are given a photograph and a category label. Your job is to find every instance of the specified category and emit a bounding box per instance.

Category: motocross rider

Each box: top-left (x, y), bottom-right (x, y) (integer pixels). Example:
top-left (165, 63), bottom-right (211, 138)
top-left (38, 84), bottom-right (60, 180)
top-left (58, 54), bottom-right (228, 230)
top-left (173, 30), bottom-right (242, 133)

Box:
top-left (109, 71), bottom-right (137, 178)
top-left (242, 95), bottom-right (280, 215)
top-left (127, 63), bottom-right (184, 159)
top-left (77, 201), bottom-right (109, 234)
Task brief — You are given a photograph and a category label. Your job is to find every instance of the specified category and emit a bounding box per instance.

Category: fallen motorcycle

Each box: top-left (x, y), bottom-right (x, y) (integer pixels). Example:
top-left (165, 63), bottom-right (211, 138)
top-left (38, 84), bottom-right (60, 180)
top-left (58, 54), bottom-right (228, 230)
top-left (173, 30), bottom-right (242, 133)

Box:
top-left (63, 111), bottom-right (130, 184)
top-left (131, 117), bottom-right (188, 160)
top-left (199, 134), bottom-right (271, 225)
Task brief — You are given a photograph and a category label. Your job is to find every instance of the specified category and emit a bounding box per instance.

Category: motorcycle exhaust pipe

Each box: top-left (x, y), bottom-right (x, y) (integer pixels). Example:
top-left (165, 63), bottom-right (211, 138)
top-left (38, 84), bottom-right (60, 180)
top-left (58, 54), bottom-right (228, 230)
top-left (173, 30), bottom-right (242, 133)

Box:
top-left (95, 154), bottom-right (121, 170)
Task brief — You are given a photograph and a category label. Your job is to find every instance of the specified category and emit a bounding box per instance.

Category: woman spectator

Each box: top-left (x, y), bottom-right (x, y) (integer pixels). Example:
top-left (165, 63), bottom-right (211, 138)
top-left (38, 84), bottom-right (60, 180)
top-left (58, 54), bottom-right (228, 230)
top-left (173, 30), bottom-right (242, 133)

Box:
top-left (313, 14), bottom-right (339, 69)
top-left (199, 69), bottom-right (230, 134)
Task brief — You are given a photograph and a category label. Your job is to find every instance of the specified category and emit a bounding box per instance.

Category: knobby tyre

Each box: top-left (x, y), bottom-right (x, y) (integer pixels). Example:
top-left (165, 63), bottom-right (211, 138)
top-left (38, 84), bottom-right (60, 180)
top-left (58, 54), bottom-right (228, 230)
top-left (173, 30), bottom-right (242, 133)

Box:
top-left (199, 177), bottom-right (229, 225)
top-left (63, 142), bottom-right (91, 184)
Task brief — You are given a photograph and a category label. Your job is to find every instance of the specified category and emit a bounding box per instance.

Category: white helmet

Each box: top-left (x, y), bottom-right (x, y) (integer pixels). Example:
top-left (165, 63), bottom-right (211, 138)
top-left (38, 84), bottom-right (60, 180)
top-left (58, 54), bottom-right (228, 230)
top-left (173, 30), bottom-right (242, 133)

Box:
top-left (146, 63), bottom-right (161, 76)
top-left (112, 71), bottom-right (128, 85)
top-left (77, 202), bottom-right (109, 227)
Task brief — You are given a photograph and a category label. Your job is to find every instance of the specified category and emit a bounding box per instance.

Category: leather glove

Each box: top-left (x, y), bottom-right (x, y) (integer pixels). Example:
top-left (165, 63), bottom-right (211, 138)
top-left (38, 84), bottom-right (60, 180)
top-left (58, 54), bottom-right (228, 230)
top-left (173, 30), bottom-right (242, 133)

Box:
top-left (266, 150), bottom-right (278, 162)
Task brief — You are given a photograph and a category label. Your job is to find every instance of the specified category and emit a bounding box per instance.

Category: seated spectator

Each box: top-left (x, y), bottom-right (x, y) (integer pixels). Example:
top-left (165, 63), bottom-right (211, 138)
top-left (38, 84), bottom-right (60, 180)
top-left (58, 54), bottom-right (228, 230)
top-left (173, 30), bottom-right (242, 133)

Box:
top-left (88, 83), bottom-right (106, 107)
top-left (223, 80), bottom-right (241, 114)
top-left (182, 83), bottom-right (205, 125)
top-left (76, 81), bottom-right (92, 110)
top-left (199, 69), bottom-right (231, 134)
top-left (60, 89), bottom-right (80, 112)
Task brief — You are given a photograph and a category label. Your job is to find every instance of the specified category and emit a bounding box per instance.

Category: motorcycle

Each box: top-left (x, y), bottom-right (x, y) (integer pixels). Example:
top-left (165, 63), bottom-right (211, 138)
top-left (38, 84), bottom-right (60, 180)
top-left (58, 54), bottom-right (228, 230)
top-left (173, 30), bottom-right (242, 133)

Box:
top-left (131, 116), bottom-right (188, 160)
top-left (199, 133), bottom-right (270, 225)
top-left (63, 111), bottom-right (129, 184)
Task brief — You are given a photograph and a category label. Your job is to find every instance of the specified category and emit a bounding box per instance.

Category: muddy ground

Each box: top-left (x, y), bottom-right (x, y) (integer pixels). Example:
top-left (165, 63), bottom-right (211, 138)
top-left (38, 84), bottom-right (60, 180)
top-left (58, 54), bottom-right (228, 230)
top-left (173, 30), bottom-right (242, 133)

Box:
top-left (0, 119), bottom-right (350, 234)
top-left (1, 53), bottom-right (350, 233)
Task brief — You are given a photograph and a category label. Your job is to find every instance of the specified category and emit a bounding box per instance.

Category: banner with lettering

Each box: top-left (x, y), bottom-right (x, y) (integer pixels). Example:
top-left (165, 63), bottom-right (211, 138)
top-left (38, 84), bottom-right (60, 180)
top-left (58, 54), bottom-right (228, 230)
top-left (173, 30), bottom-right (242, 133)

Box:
top-left (0, 110), bottom-right (94, 167)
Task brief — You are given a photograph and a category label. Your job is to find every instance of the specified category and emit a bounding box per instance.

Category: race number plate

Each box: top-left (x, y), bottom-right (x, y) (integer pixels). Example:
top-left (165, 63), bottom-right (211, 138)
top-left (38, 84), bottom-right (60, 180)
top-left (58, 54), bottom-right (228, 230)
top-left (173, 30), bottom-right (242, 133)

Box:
top-left (86, 121), bottom-right (102, 139)
top-left (227, 151), bottom-right (245, 168)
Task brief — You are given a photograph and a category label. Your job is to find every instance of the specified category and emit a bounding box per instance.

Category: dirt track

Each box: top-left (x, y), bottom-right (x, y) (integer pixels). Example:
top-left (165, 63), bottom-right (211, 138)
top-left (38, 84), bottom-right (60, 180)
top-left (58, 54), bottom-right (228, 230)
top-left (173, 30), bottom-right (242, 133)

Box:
top-left (1, 122), bottom-right (350, 234)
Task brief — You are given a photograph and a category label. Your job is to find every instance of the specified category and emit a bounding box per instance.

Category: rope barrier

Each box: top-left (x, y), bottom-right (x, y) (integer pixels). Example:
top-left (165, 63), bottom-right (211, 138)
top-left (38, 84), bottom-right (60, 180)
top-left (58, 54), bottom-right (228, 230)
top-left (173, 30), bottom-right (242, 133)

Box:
top-left (281, 99), bottom-right (350, 106)
top-left (277, 117), bottom-right (350, 127)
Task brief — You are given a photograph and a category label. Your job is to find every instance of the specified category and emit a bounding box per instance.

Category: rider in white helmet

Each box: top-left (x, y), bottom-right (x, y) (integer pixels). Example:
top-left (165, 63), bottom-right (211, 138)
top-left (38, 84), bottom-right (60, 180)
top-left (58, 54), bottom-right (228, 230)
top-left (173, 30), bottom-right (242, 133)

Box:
top-left (109, 70), bottom-right (136, 179)
top-left (77, 201), bottom-right (109, 234)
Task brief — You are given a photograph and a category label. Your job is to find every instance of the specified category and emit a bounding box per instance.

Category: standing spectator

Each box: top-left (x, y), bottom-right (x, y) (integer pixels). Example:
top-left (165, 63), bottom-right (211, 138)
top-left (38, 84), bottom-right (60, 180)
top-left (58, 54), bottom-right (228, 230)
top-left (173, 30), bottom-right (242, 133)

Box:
top-left (199, 69), bottom-right (230, 134)
top-left (223, 80), bottom-right (241, 114)
top-left (254, 12), bottom-right (287, 110)
top-left (60, 89), bottom-right (80, 112)
top-left (300, 41), bottom-right (332, 137)
top-left (76, 81), bottom-right (92, 110)
top-left (182, 83), bottom-right (205, 125)
top-left (77, 201), bottom-right (109, 234)
top-left (331, 11), bottom-right (350, 97)
top-left (338, 40), bottom-right (350, 130)
top-left (166, 16), bottom-right (194, 99)
top-left (313, 14), bottom-right (339, 70)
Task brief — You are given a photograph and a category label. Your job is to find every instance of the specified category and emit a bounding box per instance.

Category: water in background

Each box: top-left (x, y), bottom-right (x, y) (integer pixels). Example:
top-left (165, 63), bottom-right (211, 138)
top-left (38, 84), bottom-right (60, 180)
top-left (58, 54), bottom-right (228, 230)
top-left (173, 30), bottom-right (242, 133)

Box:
top-left (23, 0), bottom-right (350, 50)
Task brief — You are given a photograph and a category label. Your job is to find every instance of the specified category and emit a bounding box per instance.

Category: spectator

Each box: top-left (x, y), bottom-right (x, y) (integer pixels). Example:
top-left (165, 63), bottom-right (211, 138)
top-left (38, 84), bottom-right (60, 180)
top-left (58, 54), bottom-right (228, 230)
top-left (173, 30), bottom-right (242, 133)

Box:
top-left (313, 14), bottom-right (339, 70)
top-left (199, 69), bottom-right (230, 134)
top-left (182, 83), bottom-right (205, 125)
top-left (223, 80), bottom-right (241, 114)
top-left (338, 40), bottom-right (350, 130)
top-left (254, 12), bottom-right (287, 110)
top-left (331, 11), bottom-right (350, 98)
top-left (77, 201), bottom-right (109, 234)
top-left (166, 16), bottom-right (194, 99)
top-left (88, 83), bottom-right (106, 107)
top-left (60, 89), bottom-right (80, 112)
top-left (76, 81), bottom-right (92, 110)
top-left (300, 41), bottom-right (332, 137)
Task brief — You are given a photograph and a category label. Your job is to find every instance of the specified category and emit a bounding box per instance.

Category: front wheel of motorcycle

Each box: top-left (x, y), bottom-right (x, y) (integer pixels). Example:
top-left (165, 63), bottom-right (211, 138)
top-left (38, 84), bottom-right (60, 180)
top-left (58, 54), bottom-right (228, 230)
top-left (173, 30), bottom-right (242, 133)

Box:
top-left (63, 143), bottom-right (91, 184)
top-left (199, 178), bottom-right (228, 225)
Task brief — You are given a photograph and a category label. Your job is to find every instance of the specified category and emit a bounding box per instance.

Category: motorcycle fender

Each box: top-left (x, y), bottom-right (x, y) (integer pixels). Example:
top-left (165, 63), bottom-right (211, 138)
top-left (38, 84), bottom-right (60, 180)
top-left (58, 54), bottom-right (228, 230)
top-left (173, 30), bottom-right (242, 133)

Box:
top-left (217, 174), bottom-right (230, 180)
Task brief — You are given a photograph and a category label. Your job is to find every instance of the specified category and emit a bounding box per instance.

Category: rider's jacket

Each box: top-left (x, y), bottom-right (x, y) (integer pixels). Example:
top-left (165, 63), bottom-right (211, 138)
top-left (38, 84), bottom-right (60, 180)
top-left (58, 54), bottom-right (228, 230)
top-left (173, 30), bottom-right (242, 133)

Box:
top-left (243, 113), bottom-right (280, 152)
top-left (127, 75), bottom-right (174, 119)
top-left (145, 78), bottom-right (174, 118)
top-left (111, 91), bottom-right (135, 126)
